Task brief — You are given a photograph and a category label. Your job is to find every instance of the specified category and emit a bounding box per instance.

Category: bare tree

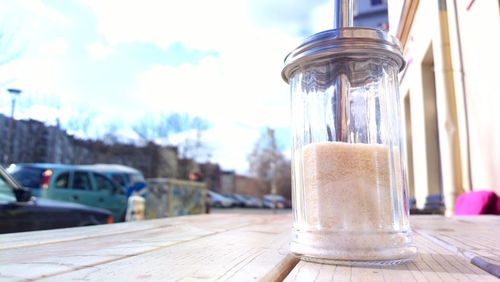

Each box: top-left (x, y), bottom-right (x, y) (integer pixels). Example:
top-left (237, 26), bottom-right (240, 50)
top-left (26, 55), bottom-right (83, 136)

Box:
top-left (177, 115), bottom-right (211, 161)
top-left (167, 113), bottom-right (190, 133)
top-left (132, 112), bottom-right (212, 161)
top-left (64, 109), bottom-right (96, 136)
top-left (132, 114), bottom-right (157, 141)
top-left (248, 128), bottom-right (291, 199)
top-left (102, 122), bottom-right (121, 145)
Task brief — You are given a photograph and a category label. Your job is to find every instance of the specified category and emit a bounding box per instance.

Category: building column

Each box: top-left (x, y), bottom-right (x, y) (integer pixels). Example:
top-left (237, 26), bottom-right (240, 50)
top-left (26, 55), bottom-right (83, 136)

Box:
top-left (431, 0), bottom-right (464, 216)
top-left (408, 64), bottom-right (433, 209)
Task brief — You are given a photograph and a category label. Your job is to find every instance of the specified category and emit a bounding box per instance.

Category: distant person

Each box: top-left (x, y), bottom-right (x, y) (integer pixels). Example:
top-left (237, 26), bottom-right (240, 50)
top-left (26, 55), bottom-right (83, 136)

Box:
top-left (189, 172), bottom-right (203, 182)
top-left (189, 171), bottom-right (210, 214)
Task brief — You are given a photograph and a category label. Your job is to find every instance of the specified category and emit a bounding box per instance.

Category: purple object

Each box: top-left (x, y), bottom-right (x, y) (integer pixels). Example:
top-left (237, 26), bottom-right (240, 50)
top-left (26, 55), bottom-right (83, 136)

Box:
top-left (454, 191), bottom-right (500, 215)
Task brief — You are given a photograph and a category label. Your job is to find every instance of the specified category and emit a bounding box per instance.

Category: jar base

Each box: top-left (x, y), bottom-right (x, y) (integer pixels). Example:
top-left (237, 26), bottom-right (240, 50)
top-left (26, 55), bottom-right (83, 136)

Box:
top-left (300, 255), bottom-right (417, 266)
top-left (290, 228), bottom-right (418, 266)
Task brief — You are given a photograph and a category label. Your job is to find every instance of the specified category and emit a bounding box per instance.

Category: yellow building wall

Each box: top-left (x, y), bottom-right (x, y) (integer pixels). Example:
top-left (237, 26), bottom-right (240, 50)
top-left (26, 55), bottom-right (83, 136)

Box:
top-left (399, 0), bottom-right (465, 214)
top-left (396, 0), bottom-right (500, 214)
top-left (449, 0), bottom-right (500, 194)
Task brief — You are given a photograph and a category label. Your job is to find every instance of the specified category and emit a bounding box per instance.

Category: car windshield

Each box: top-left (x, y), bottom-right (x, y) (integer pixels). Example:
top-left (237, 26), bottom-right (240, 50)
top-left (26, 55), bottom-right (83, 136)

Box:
top-left (0, 172), bottom-right (16, 204)
top-left (7, 166), bottom-right (44, 189)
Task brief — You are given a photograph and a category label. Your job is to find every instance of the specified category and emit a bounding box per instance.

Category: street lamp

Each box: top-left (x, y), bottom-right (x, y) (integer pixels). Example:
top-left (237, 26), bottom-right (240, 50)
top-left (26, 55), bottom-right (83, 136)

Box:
top-left (3, 88), bottom-right (21, 166)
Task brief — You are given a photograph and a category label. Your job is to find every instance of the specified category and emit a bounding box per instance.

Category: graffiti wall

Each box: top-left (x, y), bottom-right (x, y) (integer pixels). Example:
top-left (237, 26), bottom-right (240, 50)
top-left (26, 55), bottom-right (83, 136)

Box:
top-left (145, 178), bottom-right (207, 219)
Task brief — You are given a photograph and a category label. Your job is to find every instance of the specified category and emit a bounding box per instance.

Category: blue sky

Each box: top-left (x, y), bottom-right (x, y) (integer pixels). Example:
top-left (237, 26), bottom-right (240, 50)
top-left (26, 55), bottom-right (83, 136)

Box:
top-left (0, 0), bottom-right (333, 173)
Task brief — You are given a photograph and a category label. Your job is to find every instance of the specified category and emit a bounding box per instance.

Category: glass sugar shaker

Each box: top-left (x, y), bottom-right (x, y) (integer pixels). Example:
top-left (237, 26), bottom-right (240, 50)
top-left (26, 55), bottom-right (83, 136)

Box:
top-left (281, 0), bottom-right (417, 266)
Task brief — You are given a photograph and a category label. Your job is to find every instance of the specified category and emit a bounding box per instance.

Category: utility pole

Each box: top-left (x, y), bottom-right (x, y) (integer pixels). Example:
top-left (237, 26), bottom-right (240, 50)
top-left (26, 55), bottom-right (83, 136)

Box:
top-left (3, 88), bottom-right (21, 166)
top-left (267, 128), bottom-right (277, 213)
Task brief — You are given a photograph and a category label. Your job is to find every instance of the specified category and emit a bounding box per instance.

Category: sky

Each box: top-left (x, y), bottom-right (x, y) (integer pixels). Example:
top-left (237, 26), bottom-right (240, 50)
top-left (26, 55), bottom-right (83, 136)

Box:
top-left (0, 0), bottom-right (334, 174)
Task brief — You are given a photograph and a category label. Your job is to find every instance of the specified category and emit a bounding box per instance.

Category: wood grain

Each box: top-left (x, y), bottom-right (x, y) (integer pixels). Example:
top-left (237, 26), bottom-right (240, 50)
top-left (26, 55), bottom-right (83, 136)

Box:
top-left (412, 215), bottom-right (500, 277)
top-left (0, 214), bottom-right (296, 281)
top-left (1, 214), bottom-right (499, 281)
top-left (284, 215), bottom-right (500, 281)
top-left (284, 232), bottom-right (497, 281)
top-left (0, 213), bottom-right (244, 251)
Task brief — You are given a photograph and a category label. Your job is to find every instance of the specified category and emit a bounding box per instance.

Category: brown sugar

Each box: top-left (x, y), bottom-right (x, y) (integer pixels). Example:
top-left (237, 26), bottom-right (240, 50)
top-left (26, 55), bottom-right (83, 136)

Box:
top-left (302, 141), bottom-right (395, 230)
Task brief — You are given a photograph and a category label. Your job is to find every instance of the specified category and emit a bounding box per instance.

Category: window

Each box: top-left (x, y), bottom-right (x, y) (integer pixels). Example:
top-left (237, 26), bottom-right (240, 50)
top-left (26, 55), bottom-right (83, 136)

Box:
top-left (111, 174), bottom-right (126, 187)
top-left (72, 172), bottom-right (91, 190)
top-left (8, 167), bottom-right (44, 189)
top-left (55, 172), bottom-right (69, 189)
top-left (95, 173), bottom-right (115, 191)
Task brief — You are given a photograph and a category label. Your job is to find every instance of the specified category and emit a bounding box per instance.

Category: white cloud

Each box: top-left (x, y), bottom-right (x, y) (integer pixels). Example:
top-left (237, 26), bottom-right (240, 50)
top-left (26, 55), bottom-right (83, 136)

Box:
top-left (161, 122), bottom-right (264, 174)
top-left (16, 104), bottom-right (60, 125)
top-left (204, 123), bottom-right (261, 174)
top-left (82, 0), bottom-right (240, 51)
top-left (82, 0), bottom-right (326, 51)
top-left (2, 0), bottom-right (331, 173)
top-left (18, 0), bottom-right (72, 26)
top-left (0, 57), bottom-right (67, 94)
top-left (129, 53), bottom-right (291, 173)
top-left (246, 0), bottom-right (330, 34)
top-left (40, 38), bottom-right (68, 57)
top-left (88, 0), bottom-right (310, 172)
top-left (87, 42), bottom-right (115, 60)
top-left (311, 1), bottom-right (336, 32)
top-left (129, 26), bottom-right (296, 126)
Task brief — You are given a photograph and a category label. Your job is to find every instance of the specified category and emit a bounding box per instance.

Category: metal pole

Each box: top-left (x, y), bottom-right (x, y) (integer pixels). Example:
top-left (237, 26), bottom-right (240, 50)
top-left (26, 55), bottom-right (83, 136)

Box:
top-left (4, 88), bottom-right (21, 166)
top-left (267, 128), bottom-right (277, 213)
top-left (333, 0), bottom-right (353, 29)
top-left (333, 0), bottom-right (353, 142)
top-left (335, 74), bottom-right (350, 142)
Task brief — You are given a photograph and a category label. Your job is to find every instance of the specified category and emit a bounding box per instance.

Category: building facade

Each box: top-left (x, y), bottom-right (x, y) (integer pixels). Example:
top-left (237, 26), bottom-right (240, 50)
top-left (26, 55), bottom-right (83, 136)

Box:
top-left (388, 0), bottom-right (500, 214)
top-left (354, 0), bottom-right (389, 29)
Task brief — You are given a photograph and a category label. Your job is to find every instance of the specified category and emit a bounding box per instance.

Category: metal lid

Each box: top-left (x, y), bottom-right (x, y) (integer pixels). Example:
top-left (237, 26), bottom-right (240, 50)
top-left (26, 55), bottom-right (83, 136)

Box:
top-left (281, 27), bottom-right (405, 83)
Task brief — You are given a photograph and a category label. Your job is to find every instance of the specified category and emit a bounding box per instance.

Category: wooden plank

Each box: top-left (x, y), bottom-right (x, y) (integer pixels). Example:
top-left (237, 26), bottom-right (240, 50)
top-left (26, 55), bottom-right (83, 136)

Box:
top-left (0, 214), bottom-right (282, 281)
top-left (31, 214), bottom-right (295, 282)
top-left (0, 213), bottom-right (245, 251)
top-left (412, 215), bottom-right (500, 277)
top-left (284, 231), bottom-right (497, 281)
top-left (2, 214), bottom-right (499, 281)
top-left (0, 214), bottom-right (296, 281)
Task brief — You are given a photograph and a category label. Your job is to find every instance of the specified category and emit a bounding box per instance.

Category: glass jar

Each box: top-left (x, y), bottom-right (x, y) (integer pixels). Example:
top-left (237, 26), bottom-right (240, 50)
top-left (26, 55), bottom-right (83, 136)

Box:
top-left (282, 28), bottom-right (417, 265)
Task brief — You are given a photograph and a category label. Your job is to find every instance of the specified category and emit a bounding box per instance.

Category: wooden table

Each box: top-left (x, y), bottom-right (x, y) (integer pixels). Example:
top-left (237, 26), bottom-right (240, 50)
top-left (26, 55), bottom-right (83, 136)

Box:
top-left (1, 213), bottom-right (499, 281)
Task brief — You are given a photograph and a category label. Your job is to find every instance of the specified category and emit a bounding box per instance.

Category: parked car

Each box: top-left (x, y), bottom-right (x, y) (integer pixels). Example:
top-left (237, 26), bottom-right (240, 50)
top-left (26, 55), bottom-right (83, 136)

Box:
top-left (224, 193), bottom-right (262, 208)
top-left (262, 194), bottom-right (291, 209)
top-left (208, 191), bottom-right (235, 208)
top-left (79, 164), bottom-right (147, 197)
top-left (0, 166), bottom-right (113, 234)
top-left (7, 163), bottom-right (127, 222)
top-left (240, 195), bottom-right (263, 208)
top-left (222, 193), bottom-right (247, 207)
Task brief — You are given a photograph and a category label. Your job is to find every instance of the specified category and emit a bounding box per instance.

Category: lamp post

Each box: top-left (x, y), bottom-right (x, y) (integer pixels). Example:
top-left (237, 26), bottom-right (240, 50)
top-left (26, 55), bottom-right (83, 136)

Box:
top-left (267, 128), bottom-right (277, 213)
top-left (3, 88), bottom-right (21, 166)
